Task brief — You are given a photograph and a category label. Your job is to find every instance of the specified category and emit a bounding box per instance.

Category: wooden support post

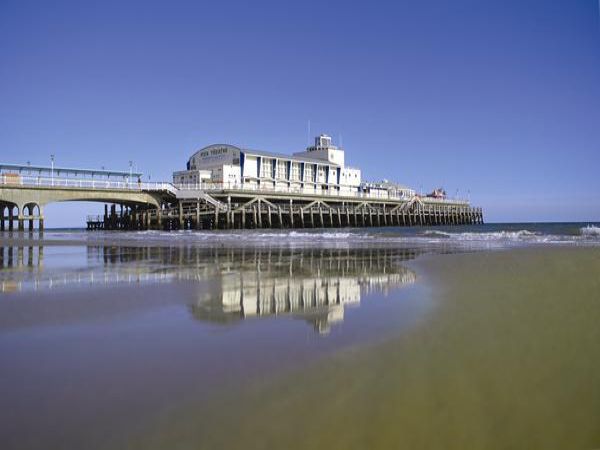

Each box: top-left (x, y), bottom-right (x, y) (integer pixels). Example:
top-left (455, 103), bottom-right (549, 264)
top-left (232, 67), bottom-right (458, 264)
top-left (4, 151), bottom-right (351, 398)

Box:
top-left (289, 200), bottom-right (294, 228)
top-left (257, 200), bottom-right (262, 228)
top-left (278, 207), bottom-right (283, 228)
top-left (132, 206), bottom-right (137, 230)
top-left (241, 207), bottom-right (246, 229)
top-left (214, 208), bottom-right (219, 230)
top-left (267, 205), bottom-right (272, 228)
top-left (179, 202), bottom-right (184, 229)
top-left (337, 208), bottom-right (342, 227)
top-left (227, 196), bottom-right (231, 228)
top-left (253, 205), bottom-right (258, 228)
top-left (195, 202), bottom-right (201, 229)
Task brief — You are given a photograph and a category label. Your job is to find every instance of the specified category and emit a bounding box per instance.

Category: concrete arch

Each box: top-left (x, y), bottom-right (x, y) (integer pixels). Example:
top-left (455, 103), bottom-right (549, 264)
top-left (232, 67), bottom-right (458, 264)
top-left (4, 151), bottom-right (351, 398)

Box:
top-left (0, 186), bottom-right (163, 210)
top-left (22, 202), bottom-right (43, 231)
top-left (0, 185), bottom-right (169, 231)
top-left (0, 201), bottom-right (19, 232)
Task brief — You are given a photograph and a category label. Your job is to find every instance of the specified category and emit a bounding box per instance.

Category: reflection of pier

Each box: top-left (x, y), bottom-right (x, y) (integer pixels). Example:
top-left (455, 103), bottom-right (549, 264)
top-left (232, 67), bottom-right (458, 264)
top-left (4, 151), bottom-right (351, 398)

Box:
top-left (193, 256), bottom-right (416, 333)
top-left (0, 245), bottom-right (418, 333)
top-left (178, 246), bottom-right (417, 334)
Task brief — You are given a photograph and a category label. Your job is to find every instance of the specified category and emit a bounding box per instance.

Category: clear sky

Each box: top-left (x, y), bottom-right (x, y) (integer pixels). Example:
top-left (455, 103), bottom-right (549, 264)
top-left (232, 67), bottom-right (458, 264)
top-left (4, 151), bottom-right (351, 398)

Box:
top-left (1, 0), bottom-right (599, 226)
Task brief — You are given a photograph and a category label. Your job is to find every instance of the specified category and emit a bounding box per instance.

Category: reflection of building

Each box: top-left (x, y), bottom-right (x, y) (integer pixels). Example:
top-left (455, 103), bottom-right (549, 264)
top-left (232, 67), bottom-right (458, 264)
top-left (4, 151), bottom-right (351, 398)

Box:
top-left (188, 247), bottom-right (417, 333)
top-left (0, 244), bottom-right (418, 333)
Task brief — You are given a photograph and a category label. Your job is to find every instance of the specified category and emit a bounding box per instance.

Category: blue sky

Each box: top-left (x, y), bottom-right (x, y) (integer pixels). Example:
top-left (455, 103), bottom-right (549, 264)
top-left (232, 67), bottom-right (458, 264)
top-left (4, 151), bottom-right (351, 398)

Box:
top-left (1, 0), bottom-right (599, 226)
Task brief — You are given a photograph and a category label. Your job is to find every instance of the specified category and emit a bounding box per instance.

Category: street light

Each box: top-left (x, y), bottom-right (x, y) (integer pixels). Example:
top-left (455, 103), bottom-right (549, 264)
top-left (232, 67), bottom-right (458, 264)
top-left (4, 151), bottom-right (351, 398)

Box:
top-left (50, 154), bottom-right (55, 185)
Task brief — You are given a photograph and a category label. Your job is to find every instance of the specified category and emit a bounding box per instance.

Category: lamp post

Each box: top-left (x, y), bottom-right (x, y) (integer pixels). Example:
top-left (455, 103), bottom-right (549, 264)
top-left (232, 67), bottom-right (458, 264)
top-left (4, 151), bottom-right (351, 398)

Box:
top-left (50, 154), bottom-right (55, 186)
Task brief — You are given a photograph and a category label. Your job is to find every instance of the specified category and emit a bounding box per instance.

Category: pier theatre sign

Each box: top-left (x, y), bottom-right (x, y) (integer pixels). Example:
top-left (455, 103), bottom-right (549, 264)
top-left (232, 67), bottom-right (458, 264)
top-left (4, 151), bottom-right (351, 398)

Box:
top-left (192, 144), bottom-right (240, 168)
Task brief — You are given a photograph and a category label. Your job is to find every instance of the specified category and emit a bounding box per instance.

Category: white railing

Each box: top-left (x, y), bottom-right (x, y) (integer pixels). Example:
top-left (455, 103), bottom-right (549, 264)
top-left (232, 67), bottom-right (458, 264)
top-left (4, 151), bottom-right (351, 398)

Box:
top-left (0, 175), bottom-right (177, 193)
top-left (1, 175), bottom-right (469, 205)
top-left (174, 181), bottom-right (469, 205)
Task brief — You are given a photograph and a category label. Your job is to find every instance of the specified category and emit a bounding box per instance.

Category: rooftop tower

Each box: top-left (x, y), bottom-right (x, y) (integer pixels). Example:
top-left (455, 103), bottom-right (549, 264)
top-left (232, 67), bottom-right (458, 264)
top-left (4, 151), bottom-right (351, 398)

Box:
top-left (293, 134), bottom-right (345, 166)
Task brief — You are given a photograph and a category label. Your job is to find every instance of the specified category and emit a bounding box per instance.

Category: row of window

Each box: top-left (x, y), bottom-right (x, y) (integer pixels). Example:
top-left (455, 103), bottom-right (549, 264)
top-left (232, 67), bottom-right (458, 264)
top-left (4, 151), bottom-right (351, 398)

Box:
top-left (257, 159), bottom-right (337, 182)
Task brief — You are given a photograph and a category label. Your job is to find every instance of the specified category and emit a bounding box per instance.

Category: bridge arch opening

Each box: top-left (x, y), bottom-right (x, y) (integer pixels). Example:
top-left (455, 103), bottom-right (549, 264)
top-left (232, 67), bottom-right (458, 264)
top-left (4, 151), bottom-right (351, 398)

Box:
top-left (23, 202), bottom-right (43, 231)
top-left (0, 202), bottom-right (20, 232)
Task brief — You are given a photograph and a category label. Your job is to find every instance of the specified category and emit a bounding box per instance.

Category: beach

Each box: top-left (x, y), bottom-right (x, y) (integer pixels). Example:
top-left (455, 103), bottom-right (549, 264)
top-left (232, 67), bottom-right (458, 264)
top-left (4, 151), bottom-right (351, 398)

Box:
top-left (1, 225), bottom-right (599, 449)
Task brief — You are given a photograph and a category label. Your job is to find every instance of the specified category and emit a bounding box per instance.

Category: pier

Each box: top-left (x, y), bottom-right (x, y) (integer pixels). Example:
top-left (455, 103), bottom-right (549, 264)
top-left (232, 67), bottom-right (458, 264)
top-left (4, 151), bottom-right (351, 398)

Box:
top-left (1, 136), bottom-right (484, 231)
top-left (1, 166), bottom-right (483, 232)
top-left (134, 185), bottom-right (483, 231)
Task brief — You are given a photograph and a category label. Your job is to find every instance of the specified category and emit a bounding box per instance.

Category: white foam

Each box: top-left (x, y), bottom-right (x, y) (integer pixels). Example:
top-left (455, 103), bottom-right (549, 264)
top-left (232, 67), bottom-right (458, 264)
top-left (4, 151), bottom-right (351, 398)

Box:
top-left (40, 225), bottom-right (600, 249)
top-left (580, 225), bottom-right (600, 236)
top-left (431, 230), bottom-right (541, 241)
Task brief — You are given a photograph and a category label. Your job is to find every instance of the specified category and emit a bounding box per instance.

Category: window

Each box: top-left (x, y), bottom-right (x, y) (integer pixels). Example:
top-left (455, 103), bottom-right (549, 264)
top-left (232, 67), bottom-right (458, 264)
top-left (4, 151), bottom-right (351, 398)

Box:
top-left (290, 162), bottom-right (300, 181)
top-left (304, 164), bottom-right (313, 182)
top-left (276, 160), bottom-right (288, 180)
top-left (260, 159), bottom-right (272, 178)
top-left (317, 166), bottom-right (326, 182)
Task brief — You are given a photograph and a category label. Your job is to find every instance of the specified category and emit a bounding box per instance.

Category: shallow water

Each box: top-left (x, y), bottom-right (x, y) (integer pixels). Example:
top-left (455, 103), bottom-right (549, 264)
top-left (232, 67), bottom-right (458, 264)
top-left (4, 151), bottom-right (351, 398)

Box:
top-left (1, 224), bottom-right (599, 449)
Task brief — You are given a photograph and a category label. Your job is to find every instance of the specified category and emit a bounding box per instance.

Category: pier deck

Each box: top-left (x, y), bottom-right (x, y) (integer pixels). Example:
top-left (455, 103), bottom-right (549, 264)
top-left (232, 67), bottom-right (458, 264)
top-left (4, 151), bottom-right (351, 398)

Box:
top-left (89, 187), bottom-right (483, 231)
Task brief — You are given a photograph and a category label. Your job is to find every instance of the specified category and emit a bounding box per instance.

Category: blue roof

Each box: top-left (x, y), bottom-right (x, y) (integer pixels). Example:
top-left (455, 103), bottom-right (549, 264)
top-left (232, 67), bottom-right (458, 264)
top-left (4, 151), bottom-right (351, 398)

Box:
top-left (0, 163), bottom-right (142, 178)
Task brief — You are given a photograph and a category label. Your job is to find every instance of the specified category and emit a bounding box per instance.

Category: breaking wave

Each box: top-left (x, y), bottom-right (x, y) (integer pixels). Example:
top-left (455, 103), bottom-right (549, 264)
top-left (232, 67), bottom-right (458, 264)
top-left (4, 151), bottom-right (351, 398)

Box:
top-left (422, 229), bottom-right (542, 241)
top-left (580, 225), bottom-right (600, 236)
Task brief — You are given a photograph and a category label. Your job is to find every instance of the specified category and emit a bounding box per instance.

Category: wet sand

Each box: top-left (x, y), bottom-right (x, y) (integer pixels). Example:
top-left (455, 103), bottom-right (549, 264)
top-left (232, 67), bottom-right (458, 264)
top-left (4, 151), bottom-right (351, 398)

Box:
top-left (130, 247), bottom-right (600, 450)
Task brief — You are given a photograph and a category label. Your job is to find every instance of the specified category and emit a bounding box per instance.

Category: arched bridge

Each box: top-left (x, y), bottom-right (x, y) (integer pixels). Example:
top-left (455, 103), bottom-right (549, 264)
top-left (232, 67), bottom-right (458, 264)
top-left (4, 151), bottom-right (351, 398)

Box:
top-left (0, 163), bottom-right (175, 231)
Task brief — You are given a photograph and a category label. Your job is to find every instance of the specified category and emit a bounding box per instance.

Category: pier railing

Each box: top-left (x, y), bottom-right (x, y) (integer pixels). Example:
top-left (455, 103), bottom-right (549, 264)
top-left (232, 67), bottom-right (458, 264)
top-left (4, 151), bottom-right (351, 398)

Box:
top-left (2, 174), bottom-right (469, 205)
top-left (174, 181), bottom-right (470, 205)
top-left (1, 175), bottom-right (177, 194)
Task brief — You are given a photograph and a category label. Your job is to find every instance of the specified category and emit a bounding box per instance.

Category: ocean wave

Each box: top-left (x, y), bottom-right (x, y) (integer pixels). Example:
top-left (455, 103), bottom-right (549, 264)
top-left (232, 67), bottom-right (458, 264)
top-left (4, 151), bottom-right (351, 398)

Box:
top-left (39, 225), bottom-right (600, 248)
top-left (126, 230), bottom-right (371, 242)
top-left (422, 230), bottom-right (542, 241)
top-left (422, 230), bottom-right (452, 238)
top-left (580, 225), bottom-right (600, 236)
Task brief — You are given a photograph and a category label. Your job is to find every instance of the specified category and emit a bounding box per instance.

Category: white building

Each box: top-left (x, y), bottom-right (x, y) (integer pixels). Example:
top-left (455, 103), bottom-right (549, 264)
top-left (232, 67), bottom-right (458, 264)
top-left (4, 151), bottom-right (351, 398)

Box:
top-left (173, 134), bottom-right (415, 199)
top-left (173, 134), bottom-right (362, 195)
